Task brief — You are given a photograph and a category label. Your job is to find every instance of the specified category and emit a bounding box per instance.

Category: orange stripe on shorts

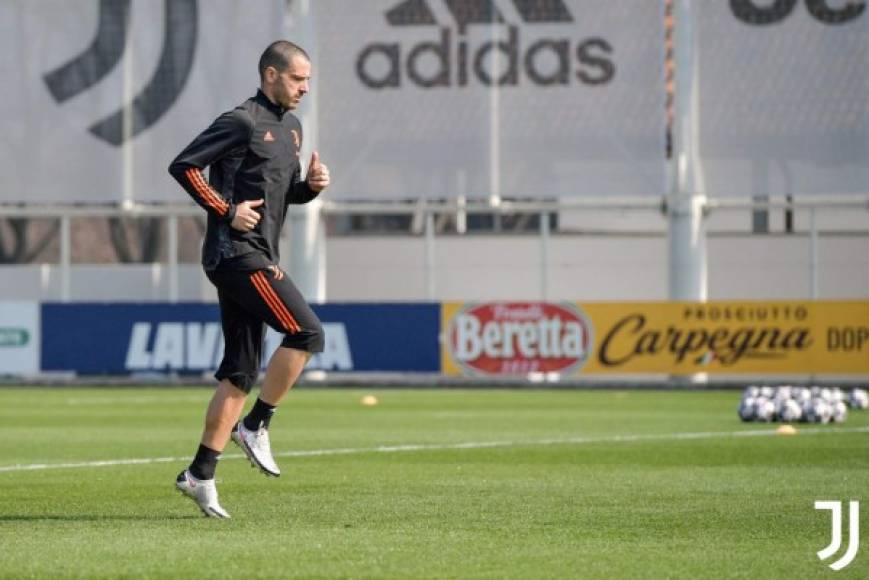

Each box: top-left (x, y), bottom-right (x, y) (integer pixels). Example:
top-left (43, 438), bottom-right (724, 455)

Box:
top-left (250, 271), bottom-right (300, 333)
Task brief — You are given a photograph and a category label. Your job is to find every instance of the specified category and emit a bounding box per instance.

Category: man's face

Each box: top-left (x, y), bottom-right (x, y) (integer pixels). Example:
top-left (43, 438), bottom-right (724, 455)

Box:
top-left (270, 55), bottom-right (311, 110)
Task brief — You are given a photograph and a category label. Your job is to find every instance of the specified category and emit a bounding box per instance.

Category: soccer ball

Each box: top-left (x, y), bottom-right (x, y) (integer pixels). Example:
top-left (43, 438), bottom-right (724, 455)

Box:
top-left (848, 388), bottom-right (869, 410)
top-left (754, 398), bottom-right (775, 422)
top-left (773, 396), bottom-right (787, 420)
top-left (831, 401), bottom-right (848, 424)
top-left (775, 385), bottom-right (793, 400)
top-left (778, 399), bottom-right (802, 423)
top-left (800, 399), bottom-right (815, 423)
top-left (738, 397), bottom-right (757, 422)
top-left (772, 388), bottom-right (792, 417)
top-left (793, 387), bottom-right (812, 405)
top-left (806, 399), bottom-right (833, 424)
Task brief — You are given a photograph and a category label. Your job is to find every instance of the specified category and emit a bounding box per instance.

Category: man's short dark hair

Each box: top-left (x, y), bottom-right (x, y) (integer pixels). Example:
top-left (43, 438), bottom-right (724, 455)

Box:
top-left (258, 41), bottom-right (309, 80)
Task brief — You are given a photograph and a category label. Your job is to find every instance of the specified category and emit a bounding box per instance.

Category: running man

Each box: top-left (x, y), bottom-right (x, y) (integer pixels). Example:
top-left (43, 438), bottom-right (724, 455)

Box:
top-left (168, 40), bottom-right (329, 518)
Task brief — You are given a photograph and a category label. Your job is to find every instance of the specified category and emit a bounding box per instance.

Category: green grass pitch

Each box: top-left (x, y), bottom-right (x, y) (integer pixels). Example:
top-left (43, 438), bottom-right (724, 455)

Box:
top-left (0, 387), bottom-right (867, 579)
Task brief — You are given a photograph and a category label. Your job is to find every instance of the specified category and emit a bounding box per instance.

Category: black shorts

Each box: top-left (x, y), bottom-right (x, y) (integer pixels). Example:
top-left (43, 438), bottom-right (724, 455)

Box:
top-left (206, 266), bottom-right (324, 393)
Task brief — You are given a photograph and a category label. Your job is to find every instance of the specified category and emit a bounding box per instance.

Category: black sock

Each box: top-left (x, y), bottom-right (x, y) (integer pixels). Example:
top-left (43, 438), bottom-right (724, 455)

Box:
top-left (243, 398), bottom-right (276, 431)
top-left (188, 444), bottom-right (220, 480)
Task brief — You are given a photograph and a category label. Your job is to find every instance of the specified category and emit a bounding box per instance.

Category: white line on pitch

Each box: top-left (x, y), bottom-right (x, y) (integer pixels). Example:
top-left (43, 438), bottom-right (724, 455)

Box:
top-left (1, 425), bottom-right (867, 474)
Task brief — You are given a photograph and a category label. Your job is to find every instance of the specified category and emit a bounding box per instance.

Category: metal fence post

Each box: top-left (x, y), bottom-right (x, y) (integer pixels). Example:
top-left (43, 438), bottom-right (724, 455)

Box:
top-left (167, 214), bottom-right (179, 303)
top-left (60, 215), bottom-right (71, 302)
top-left (540, 210), bottom-right (549, 300)
top-left (425, 208), bottom-right (435, 301)
top-left (810, 207), bottom-right (819, 300)
top-left (668, 0), bottom-right (708, 302)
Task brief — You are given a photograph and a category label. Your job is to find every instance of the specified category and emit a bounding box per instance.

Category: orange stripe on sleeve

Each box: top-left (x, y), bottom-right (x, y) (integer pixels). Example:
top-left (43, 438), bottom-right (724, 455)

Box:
top-left (191, 170), bottom-right (228, 214)
top-left (184, 168), bottom-right (222, 212)
top-left (188, 169), bottom-right (229, 216)
top-left (184, 169), bottom-right (216, 209)
top-left (185, 168), bottom-right (229, 216)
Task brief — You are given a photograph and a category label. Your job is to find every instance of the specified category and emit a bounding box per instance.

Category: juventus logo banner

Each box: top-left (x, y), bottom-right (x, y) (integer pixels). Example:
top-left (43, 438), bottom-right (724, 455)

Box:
top-left (0, 0), bottom-right (284, 203)
top-left (311, 0), bottom-right (667, 200)
top-left (695, 1), bottom-right (868, 197)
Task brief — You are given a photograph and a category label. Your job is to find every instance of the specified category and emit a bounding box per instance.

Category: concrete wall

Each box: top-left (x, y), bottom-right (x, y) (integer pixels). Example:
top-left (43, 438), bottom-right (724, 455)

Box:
top-left (1, 231), bottom-right (866, 302)
top-left (326, 232), bottom-right (869, 302)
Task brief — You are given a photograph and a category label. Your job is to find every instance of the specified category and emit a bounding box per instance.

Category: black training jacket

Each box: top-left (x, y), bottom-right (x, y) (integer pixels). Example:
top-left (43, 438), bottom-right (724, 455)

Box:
top-left (169, 90), bottom-right (318, 271)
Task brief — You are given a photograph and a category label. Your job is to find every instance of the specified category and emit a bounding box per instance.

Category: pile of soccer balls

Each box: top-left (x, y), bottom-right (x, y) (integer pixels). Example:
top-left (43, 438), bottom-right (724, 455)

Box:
top-left (738, 386), bottom-right (869, 424)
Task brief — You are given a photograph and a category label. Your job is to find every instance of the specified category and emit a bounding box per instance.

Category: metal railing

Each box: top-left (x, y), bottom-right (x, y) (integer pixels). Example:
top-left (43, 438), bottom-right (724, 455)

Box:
top-left (0, 194), bottom-right (867, 302)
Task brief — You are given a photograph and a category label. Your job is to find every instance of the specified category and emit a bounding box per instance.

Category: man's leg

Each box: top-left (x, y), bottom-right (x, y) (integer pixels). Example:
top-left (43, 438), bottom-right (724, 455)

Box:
top-left (233, 347), bottom-right (314, 478)
top-left (236, 347), bottom-right (310, 441)
top-left (232, 267), bottom-right (324, 476)
top-left (201, 379), bottom-right (249, 450)
top-left (174, 379), bottom-right (246, 518)
top-left (176, 273), bottom-right (262, 517)
top-left (261, 347), bottom-right (311, 405)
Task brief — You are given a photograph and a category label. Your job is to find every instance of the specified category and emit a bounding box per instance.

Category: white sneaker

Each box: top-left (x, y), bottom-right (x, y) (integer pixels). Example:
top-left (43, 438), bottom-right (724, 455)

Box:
top-left (175, 470), bottom-right (231, 518)
top-left (231, 421), bottom-right (281, 477)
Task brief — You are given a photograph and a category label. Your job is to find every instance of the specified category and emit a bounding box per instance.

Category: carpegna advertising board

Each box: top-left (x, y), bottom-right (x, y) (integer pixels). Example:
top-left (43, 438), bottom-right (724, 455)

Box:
top-left (441, 301), bottom-right (869, 376)
top-left (41, 303), bottom-right (439, 375)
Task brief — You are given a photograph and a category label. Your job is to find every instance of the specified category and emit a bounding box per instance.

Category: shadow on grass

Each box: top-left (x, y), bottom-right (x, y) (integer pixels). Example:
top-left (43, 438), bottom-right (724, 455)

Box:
top-left (0, 514), bottom-right (201, 522)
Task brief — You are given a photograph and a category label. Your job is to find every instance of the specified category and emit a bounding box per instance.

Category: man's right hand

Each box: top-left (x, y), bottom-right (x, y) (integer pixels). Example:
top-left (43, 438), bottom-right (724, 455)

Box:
top-left (230, 199), bottom-right (264, 232)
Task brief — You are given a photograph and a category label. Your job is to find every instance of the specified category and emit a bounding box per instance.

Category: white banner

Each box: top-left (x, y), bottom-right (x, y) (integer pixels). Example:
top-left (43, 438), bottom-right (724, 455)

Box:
top-left (695, 1), bottom-right (869, 197)
top-left (0, 0), bottom-right (283, 204)
top-left (0, 302), bottom-right (39, 376)
top-left (2, 0), bottom-right (665, 203)
top-left (3, 2), bottom-right (865, 204)
top-left (313, 0), bottom-right (667, 199)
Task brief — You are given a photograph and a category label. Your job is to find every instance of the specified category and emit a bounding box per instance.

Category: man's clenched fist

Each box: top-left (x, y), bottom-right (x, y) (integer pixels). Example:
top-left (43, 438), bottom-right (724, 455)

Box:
top-left (231, 198), bottom-right (264, 232)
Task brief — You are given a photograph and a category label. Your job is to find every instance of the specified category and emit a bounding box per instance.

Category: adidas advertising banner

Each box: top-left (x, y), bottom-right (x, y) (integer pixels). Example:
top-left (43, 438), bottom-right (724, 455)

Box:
top-left (694, 1), bottom-right (869, 196)
top-left (441, 301), bottom-right (869, 376)
top-left (41, 303), bottom-right (440, 375)
top-left (0, 302), bottom-right (40, 377)
top-left (313, 0), bottom-right (667, 199)
top-left (0, 1), bottom-right (284, 203)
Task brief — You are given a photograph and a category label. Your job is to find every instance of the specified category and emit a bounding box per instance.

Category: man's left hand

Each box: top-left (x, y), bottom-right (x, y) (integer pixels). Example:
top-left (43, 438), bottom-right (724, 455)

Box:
top-left (306, 151), bottom-right (330, 192)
